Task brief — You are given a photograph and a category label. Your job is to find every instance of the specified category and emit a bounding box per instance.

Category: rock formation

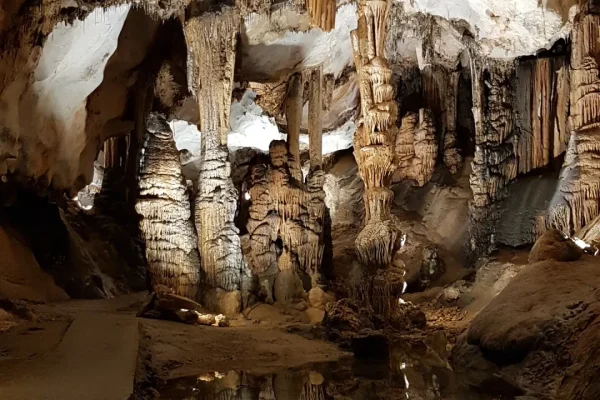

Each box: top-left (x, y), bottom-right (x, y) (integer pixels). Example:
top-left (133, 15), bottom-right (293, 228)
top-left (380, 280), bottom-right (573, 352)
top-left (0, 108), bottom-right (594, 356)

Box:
top-left (394, 109), bottom-right (438, 187)
top-left (443, 71), bottom-right (463, 174)
top-left (245, 67), bottom-right (328, 303)
top-left (548, 3), bottom-right (600, 235)
top-left (351, 0), bottom-right (404, 317)
top-left (468, 60), bottom-right (517, 256)
top-left (306, 0), bottom-right (336, 32)
top-left (184, 8), bottom-right (251, 315)
top-left (135, 114), bottom-right (201, 300)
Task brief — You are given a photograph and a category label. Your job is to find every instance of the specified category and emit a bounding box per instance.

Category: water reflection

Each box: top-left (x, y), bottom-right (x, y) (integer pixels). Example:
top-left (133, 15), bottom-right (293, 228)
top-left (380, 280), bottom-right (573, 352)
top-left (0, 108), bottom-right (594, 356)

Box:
top-left (158, 336), bottom-right (522, 400)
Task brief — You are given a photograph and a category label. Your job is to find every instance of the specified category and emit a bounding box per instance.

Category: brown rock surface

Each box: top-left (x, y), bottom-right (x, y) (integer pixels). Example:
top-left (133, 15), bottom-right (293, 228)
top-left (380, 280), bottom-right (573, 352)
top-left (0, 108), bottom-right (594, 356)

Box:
top-left (453, 256), bottom-right (600, 397)
top-left (528, 228), bottom-right (583, 263)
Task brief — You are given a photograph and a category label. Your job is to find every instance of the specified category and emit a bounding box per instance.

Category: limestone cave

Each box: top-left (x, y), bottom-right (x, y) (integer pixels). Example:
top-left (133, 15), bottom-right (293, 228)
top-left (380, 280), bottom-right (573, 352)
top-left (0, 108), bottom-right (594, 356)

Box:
top-left (1, 0), bottom-right (600, 399)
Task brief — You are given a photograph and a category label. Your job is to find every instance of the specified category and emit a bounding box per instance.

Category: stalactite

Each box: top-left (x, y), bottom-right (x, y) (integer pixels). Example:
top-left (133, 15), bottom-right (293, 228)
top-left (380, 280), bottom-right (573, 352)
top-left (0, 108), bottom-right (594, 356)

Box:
top-left (184, 8), bottom-right (250, 315)
top-left (305, 0), bottom-right (336, 32)
top-left (135, 114), bottom-right (201, 300)
top-left (515, 55), bottom-right (570, 176)
top-left (548, 4), bottom-right (600, 234)
top-left (468, 59), bottom-right (517, 257)
top-left (394, 109), bottom-right (438, 186)
top-left (351, 0), bottom-right (404, 316)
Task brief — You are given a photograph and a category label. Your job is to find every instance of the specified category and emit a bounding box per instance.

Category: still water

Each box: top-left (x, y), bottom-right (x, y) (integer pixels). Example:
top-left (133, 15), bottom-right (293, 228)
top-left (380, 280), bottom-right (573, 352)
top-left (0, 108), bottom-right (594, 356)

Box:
top-left (158, 338), bottom-right (523, 400)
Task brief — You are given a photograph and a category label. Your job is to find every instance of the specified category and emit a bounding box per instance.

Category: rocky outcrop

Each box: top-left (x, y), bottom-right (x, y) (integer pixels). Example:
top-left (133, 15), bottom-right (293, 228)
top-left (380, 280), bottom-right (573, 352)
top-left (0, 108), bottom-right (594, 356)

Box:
top-left (394, 109), bottom-right (438, 187)
top-left (351, 0), bottom-right (405, 317)
top-left (135, 114), bottom-right (201, 300)
top-left (528, 228), bottom-right (583, 263)
top-left (184, 9), bottom-right (251, 315)
top-left (452, 255), bottom-right (600, 398)
top-left (549, 4), bottom-right (600, 235)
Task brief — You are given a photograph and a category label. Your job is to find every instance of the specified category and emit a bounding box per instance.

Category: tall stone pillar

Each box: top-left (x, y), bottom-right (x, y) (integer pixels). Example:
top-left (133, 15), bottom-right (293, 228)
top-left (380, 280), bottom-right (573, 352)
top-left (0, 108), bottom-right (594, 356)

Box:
top-left (351, 0), bottom-right (404, 317)
top-left (285, 73), bottom-right (303, 182)
top-left (308, 66), bottom-right (323, 172)
top-left (549, 2), bottom-right (600, 234)
top-left (184, 9), bottom-right (250, 315)
top-left (135, 114), bottom-right (201, 300)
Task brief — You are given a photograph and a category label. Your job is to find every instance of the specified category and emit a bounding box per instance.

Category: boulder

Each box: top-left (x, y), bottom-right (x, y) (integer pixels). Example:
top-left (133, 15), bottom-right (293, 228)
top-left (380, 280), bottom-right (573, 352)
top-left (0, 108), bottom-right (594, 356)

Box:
top-left (529, 229), bottom-right (583, 263)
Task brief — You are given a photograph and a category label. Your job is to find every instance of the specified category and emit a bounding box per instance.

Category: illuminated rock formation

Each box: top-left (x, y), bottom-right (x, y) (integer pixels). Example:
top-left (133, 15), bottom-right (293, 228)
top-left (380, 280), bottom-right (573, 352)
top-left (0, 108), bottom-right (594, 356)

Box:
top-left (306, 0), bottom-right (336, 32)
top-left (351, 0), bottom-right (404, 316)
top-left (184, 9), bottom-right (250, 315)
top-left (135, 114), bottom-right (201, 300)
top-left (245, 67), bottom-right (328, 303)
top-left (395, 109), bottom-right (438, 187)
top-left (549, 3), bottom-right (600, 234)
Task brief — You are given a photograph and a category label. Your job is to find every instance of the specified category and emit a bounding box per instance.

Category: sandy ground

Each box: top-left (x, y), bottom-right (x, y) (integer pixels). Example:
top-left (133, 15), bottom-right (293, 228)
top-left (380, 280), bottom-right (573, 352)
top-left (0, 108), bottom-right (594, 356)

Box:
top-left (0, 294), bottom-right (345, 400)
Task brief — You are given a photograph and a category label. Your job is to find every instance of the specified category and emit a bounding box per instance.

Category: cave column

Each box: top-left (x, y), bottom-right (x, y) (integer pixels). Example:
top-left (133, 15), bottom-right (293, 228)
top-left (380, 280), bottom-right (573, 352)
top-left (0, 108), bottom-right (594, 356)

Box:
top-left (351, 0), bottom-right (404, 317)
top-left (285, 73), bottom-right (304, 182)
top-left (548, 1), bottom-right (600, 233)
top-left (184, 9), bottom-right (250, 315)
top-left (308, 65), bottom-right (323, 173)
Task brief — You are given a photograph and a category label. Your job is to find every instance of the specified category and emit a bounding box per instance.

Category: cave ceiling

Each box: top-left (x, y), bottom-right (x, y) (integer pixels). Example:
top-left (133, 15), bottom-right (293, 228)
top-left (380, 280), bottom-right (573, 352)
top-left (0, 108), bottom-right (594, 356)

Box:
top-left (0, 0), bottom-right (576, 194)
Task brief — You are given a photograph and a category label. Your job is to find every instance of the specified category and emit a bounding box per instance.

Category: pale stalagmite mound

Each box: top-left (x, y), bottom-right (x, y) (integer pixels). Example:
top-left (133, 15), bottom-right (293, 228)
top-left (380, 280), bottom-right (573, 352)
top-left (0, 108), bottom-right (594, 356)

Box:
top-left (0, 225), bottom-right (68, 302)
top-left (452, 255), bottom-right (600, 398)
top-left (528, 228), bottom-right (583, 263)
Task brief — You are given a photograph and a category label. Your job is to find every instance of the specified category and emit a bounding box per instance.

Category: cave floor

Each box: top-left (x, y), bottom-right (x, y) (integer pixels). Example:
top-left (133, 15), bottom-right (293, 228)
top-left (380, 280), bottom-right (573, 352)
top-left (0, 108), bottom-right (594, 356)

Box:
top-left (0, 293), bottom-right (346, 400)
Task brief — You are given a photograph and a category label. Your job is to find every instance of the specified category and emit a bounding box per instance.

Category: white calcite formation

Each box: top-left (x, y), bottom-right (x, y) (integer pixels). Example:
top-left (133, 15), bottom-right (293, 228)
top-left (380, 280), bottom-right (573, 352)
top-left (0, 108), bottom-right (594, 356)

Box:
top-left (135, 114), bottom-right (201, 300)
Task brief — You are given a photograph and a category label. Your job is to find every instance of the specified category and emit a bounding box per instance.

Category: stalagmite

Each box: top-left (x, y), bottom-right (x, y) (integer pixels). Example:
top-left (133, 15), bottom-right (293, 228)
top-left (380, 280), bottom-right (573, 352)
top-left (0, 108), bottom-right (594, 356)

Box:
top-left (548, 3), bottom-right (600, 234)
top-left (245, 66), bottom-right (328, 302)
top-left (135, 114), bottom-right (201, 300)
top-left (351, 0), bottom-right (404, 318)
top-left (394, 109), bottom-right (438, 187)
top-left (184, 8), bottom-right (250, 315)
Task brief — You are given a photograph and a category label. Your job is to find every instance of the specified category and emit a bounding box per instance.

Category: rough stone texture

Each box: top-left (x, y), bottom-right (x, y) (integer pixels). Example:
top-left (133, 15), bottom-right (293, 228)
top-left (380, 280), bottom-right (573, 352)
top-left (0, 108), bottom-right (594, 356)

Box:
top-left (577, 213), bottom-right (600, 247)
top-left (306, 0), bottom-right (336, 32)
top-left (452, 256), bottom-right (600, 398)
top-left (394, 109), bottom-right (438, 187)
top-left (468, 60), bottom-right (517, 257)
top-left (185, 8), bottom-right (251, 314)
top-left (135, 114), bottom-right (201, 300)
top-left (245, 139), bottom-right (328, 303)
top-left (0, 225), bottom-right (68, 302)
top-left (548, 6), bottom-right (600, 236)
top-left (350, 0), bottom-right (405, 318)
top-left (528, 229), bottom-right (583, 263)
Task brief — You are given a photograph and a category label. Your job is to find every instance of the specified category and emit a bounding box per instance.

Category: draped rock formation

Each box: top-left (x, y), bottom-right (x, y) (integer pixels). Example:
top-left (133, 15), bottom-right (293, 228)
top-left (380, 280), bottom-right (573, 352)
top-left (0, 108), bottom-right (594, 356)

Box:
top-left (306, 0), bottom-right (336, 32)
top-left (549, 4), bottom-right (600, 234)
top-left (245, 67), bottom-right (327, 303)
top-left (394, 109), bottom-right (438, 187)
top-left (184, 9), bottom-right (251, 315)
top-left (351, 0), bottom-right (404, 317)
top-left (468, 60), bottom-right (517, 256)
top-left (135, 114), bottom-right (201, 300)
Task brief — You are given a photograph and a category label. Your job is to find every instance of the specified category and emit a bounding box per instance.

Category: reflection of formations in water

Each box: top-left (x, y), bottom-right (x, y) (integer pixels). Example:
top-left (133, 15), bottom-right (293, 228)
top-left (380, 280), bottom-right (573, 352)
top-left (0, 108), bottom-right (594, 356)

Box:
top-left (157, 339), bottom-right (513, 400)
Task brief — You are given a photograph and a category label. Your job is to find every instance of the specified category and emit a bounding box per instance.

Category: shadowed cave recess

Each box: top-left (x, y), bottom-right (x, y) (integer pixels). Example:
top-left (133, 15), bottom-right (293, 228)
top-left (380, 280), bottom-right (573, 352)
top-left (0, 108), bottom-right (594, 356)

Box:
top-left (1, 0), bottom-right (600, 399)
